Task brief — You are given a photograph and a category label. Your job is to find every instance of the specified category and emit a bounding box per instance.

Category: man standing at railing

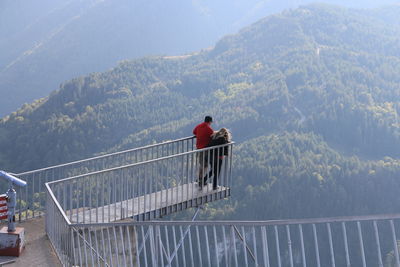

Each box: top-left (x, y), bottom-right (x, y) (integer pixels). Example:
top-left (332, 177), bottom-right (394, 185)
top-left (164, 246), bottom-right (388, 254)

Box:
top-left (193, 116), bottom-right (214, 189)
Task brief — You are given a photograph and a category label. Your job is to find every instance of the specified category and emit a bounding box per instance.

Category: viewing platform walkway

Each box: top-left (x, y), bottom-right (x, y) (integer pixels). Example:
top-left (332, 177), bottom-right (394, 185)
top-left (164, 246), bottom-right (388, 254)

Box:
top-left (42, 136), bottom-right (234, 265)
top-left (69, 183), bottom-right (229, 223)
top-left (46, 137), bottom-right (234, 226)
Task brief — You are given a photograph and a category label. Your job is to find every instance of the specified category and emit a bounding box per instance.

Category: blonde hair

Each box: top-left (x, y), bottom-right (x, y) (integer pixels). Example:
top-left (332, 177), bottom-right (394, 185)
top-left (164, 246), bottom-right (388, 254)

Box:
top-left (213, 128), bottom-right (232, 142)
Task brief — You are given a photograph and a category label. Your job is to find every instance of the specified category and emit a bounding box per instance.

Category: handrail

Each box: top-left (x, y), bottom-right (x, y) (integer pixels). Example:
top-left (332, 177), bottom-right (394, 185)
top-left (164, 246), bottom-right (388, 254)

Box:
top-left (69, 212), bottom-right (400, 227)
top-left (14, 135), bottom-right (196, 221)
top-left (66, 213), bottom-right (400, 267)
top-left (47, 141), bottom-right (234, 185)
top-left (16, 136), bottom-right (195, 175)
top-left (45, 142), bottom-right (234, 225)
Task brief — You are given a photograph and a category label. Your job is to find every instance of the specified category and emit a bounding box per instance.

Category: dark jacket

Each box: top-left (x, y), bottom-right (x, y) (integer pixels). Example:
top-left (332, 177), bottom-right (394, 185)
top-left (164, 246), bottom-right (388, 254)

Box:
top-left (207, 136), bottom-right (229, 159)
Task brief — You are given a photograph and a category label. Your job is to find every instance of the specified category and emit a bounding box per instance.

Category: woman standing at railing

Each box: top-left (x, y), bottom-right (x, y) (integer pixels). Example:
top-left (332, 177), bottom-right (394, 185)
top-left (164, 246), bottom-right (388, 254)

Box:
top-left (204, 128), bottom-right (232, 190)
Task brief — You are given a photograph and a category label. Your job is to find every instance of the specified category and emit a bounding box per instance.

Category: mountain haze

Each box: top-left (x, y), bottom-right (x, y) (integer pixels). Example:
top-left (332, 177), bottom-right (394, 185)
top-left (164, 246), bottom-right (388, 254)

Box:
top-left (2, 4), bottom-right (400, 222)
top-left (2, 0), bottom-right (400, 117)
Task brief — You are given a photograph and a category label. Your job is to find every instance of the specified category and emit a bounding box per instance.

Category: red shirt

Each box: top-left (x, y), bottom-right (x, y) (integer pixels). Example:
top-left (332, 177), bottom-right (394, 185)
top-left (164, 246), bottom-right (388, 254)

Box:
top-left (193, 122), bottom-right (213, 149)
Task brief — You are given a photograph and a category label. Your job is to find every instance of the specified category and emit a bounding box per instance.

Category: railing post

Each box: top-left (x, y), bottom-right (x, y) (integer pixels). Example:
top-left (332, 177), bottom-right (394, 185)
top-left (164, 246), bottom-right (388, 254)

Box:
top-left (373, 220), bottom-right (384, 267)
top-left (390, 220), bottom-right (400, 267)
top-left (312, 224), bottom-right (321, 267)
top-left (357, 221), bottom-right (367, 267)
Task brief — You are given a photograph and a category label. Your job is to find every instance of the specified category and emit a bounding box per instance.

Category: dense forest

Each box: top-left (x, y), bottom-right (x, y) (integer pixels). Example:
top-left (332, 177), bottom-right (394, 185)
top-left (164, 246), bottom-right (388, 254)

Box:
top-left (2, 4), bottom-right (400, 224)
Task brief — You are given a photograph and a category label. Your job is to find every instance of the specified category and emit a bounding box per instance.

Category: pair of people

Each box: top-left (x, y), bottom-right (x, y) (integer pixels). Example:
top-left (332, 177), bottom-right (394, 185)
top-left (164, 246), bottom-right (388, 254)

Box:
top-left (193, 116), bottom-right (231, 190)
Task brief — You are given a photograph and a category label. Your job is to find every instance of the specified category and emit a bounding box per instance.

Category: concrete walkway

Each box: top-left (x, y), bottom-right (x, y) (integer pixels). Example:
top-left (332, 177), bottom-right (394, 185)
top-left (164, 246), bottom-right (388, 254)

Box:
top-left (0, 217), bottom-right (60, 266)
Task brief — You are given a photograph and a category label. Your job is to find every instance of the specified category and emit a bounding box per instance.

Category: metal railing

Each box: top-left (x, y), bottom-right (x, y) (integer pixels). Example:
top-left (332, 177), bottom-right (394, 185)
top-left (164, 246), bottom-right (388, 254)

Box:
top-left (72, 215), bottom-right (400, 267)
top-left (51, 212), bottom-right (400, 266)
top-left (13, 136), bottom-right (196, 221)
top-left (47, 143), bottom-right (234, 224)
top-left (45, 140), bottom-right (235, 266)
top-left (44, 137), bottom-right (400, 266)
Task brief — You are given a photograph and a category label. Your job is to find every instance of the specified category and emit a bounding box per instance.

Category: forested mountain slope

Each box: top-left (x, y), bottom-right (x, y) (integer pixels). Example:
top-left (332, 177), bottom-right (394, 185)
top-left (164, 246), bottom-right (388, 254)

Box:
top-left (2, 4), bottom-right (400, 219)
top-left (2, 0), bottom-right (399, 117)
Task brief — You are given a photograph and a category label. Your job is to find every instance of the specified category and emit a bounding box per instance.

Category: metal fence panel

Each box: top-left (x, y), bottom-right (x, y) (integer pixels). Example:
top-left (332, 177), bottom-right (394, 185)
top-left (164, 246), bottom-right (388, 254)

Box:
top-left (15, 137), bottom-right (195, 221)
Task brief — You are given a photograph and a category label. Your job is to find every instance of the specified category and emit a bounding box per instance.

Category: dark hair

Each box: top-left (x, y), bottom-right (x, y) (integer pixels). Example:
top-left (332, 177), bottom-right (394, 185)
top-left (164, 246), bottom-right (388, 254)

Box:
top-left (204, 116), bottom-right (213, 123)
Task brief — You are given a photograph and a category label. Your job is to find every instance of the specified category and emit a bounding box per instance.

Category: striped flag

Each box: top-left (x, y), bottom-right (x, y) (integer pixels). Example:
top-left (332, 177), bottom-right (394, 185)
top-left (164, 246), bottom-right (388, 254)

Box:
top-left (0, 194), bottom-right (8, 220)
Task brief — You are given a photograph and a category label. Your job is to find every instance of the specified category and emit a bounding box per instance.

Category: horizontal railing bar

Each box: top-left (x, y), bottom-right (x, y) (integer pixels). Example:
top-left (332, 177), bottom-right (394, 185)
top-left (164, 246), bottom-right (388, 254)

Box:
top-left (47, 142), bottom-right (234, 185)
top-left (69, 213), bottom-right (400, 228)
top-left (16, 136), bottom-right (195, 175)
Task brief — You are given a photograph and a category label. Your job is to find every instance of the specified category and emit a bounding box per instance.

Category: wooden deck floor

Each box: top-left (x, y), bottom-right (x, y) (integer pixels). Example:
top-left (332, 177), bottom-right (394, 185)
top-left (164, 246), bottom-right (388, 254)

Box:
top-left (69, 182), bottom-right (230, 223)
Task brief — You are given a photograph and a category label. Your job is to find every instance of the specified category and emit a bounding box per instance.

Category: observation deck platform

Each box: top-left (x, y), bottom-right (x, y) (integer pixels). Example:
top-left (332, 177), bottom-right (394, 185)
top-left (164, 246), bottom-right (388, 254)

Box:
top-left (11, 135), bottom-right (400, 266)
top-left (69, 183), bottom-right (230, 223)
